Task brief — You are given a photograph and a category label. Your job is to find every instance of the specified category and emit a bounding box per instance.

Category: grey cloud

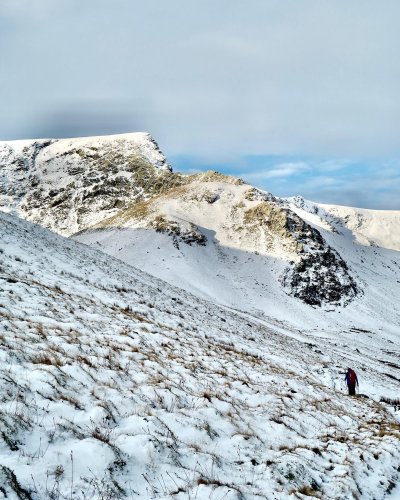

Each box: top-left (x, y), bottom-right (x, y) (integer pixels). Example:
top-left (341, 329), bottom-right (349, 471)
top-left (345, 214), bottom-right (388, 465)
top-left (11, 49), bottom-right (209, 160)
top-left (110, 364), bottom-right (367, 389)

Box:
top-left (0, 0), bottom-right (399, 207)
top-left (1, 0), bottom-right (399, 155)
top-left (20, 100), bottom-right (153, 140)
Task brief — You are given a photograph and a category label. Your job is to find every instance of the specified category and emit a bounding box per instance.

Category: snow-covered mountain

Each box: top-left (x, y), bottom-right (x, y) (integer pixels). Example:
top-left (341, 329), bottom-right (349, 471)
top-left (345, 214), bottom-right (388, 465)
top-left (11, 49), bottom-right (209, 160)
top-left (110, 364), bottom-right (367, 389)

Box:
top-left (0, 135), bottom-right (362, 306)
top-left (298, 198), bottom-right (400, 252)
top-left (1, 211), bottom-right (400, 499)
top-left (0, 133), bottom-right (172, 235)
top-left (1, 133), bottom-right (400, 497)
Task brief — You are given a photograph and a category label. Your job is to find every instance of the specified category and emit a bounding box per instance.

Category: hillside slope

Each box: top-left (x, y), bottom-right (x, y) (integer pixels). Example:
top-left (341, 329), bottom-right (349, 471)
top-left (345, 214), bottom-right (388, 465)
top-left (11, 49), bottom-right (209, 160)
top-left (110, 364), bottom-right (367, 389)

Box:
top-left (291, 197), bottom-right (400, 252)
top-left (0, 135), bottom-right (365, 308)
top-left (1, 212), bottom-right (400, 499)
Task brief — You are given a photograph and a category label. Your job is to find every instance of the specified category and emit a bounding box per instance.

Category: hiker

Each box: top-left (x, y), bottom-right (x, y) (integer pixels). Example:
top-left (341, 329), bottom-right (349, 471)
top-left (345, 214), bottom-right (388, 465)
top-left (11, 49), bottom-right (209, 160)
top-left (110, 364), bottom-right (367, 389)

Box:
top-left (345, 367), bottom-right (359, 395)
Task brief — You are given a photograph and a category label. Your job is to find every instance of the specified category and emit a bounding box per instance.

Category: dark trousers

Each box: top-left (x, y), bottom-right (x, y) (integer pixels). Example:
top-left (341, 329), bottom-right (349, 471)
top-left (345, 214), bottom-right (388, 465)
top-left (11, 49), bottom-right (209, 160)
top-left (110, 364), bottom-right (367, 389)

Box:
top-left (348, 383), bottom-right (356, 395)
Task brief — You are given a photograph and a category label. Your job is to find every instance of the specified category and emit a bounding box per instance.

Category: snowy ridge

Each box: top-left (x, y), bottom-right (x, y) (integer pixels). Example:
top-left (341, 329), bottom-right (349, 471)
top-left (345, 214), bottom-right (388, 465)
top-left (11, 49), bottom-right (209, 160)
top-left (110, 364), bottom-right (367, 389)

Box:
top-left (0, 133), bottom-right (172, 235)
top-left (71, 172), bottom-right (400, 335)
top-left (320, 204), bottom-right (400, 252)
top-left (1, 212), bottom-right (400, 499)
top-left (287, 196), bottom-right (400, 252)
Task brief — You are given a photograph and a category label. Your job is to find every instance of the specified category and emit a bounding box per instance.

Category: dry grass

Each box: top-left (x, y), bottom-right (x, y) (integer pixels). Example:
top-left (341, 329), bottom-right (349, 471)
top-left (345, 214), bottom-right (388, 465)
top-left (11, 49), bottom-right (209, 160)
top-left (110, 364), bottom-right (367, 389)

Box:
top-left (297, 485), bottom-right (320, 497)
top-left (31, 353), bottom-right (64, 367)
top-left (189, 170), bottom-right (243, 185)
top-left (96, 198), bottom-right (154, 228)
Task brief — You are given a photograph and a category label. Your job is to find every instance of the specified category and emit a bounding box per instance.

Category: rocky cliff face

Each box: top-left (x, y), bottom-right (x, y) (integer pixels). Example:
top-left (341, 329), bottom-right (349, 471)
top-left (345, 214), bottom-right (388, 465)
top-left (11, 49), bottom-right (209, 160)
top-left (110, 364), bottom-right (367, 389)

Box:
top-left (0, 133), bottom-right (175, 235)
top-left (279, 225), bottom-right (359, 307)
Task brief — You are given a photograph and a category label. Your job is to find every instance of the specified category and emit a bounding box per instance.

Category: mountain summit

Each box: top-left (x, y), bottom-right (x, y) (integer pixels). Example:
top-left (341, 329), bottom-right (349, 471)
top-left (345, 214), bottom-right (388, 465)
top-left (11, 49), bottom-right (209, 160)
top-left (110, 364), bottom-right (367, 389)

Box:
top-left (0, 133), bottom-right (171, 235)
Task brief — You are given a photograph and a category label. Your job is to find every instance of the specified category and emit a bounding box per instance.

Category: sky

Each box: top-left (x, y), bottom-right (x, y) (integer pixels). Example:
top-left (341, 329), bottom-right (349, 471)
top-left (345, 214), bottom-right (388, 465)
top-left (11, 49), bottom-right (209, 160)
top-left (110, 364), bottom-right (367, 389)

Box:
top-left (1, 0), bottom-right (399, 209)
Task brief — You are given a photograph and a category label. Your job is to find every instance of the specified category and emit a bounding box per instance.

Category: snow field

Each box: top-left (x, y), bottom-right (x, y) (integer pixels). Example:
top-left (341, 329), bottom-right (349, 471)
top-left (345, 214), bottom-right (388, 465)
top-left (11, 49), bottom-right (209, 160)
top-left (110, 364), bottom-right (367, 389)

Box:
top-left (1, 213), bottom-right (400, 499)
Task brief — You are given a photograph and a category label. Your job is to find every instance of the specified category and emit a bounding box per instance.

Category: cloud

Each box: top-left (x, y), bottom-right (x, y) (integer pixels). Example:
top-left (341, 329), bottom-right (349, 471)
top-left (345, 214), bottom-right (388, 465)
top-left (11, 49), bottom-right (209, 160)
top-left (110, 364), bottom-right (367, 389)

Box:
top-left (274, 162), bottom-right (400, 209)
top-left (0, 0), bottom-right (63, 22)
top-left (1, 0), bottom-right (399, 156)
top-left (0, 0), bottom-right (399, 207)
top-left (20, 100), bottom-right (152, 140)
top-left (242, 162), bottom-right (312, 180)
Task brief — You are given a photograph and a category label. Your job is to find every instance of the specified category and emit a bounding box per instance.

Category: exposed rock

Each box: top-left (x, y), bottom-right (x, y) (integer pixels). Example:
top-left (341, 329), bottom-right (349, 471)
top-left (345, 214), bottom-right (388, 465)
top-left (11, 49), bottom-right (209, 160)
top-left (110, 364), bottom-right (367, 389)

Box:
top-left (150, 215), bottom-right (207, 247)
top-left (282, 246), bottom-right (359, 306)
top-left (0, 133), bottom-right (174, 235)
top-left (242, 199), bottom-right (359, 306)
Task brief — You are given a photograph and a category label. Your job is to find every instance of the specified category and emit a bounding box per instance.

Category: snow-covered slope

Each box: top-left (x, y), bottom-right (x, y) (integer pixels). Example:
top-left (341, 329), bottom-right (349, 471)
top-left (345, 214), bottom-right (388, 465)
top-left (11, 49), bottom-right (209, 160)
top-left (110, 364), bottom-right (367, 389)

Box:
top-left (0, 133), bottom-right (365, 308)
top-left (321, 203), bottom-right (400, 252)
top-left (74, 176), bottom-right (400, 337)
top-left (77, 174), bottom-right (360, 309)
top-left (1, 212), bottom-right (400, 499)
top-left (0, 133), bottom-right (173, 235)
top-left (287, 196), bottom-right (400, 252)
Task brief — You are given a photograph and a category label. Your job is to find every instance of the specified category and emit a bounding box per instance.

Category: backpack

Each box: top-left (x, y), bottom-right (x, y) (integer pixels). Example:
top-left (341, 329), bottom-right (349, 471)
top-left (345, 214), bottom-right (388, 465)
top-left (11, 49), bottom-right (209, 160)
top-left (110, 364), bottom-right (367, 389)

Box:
top-left (348, 369), bottom-right (356, 384)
